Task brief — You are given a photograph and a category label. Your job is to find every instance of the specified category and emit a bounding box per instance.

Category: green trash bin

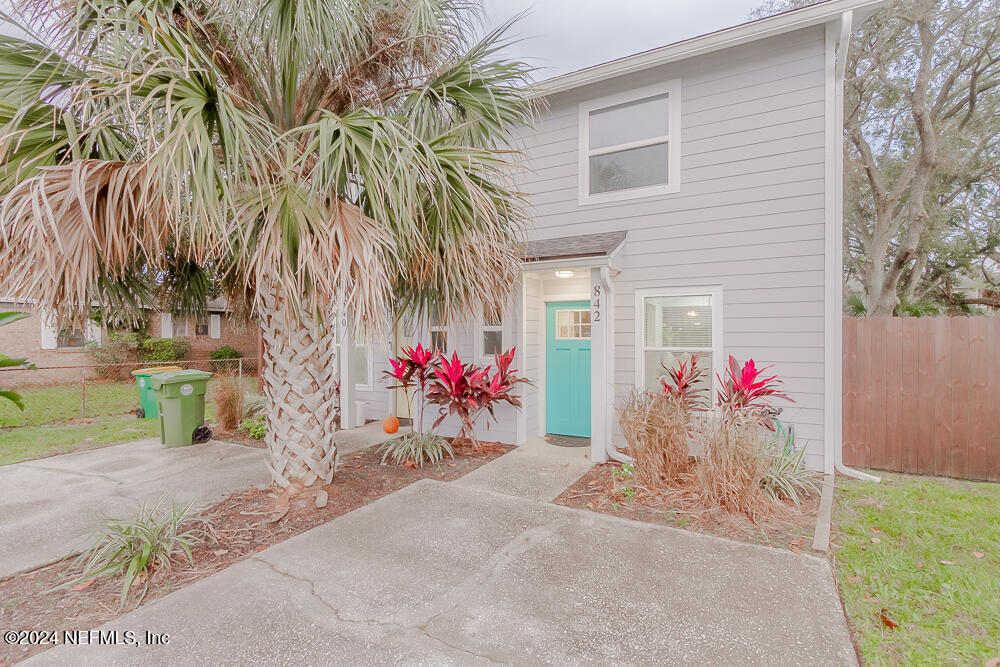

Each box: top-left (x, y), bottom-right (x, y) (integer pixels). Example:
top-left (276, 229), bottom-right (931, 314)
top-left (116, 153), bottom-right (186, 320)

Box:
top-left (131, 366), bottom-right (182, 419)
top-left (150, 370), bottom-right (214, 447)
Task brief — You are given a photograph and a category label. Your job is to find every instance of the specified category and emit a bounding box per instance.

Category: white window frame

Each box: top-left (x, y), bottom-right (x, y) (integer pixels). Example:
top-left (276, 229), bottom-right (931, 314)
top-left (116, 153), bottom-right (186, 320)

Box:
top-left (578, 79), bottom-right (681, 206)
top-left (430, 313), bottom-right (448, 354)
top-left (332, 313), bottom-right (374, 391)
top-left (208, 313), bottom-right (222, 339)
top-left (634, 285), bottom-right (723, 402)
top-left (350, 342), bottom-right (374, 391)
top-left (479, 314), bottom-right (504, 361)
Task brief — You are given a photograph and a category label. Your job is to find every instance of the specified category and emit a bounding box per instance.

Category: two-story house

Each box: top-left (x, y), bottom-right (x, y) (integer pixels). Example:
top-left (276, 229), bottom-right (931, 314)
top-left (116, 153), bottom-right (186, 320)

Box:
top-left (338, 0), bottom-right (887, 476)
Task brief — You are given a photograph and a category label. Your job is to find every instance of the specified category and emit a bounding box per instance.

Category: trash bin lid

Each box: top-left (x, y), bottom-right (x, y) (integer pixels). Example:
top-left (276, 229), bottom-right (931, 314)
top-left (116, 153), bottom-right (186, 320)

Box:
top-left (149, 369), bottom-right (213, 388)
top-left (132, 366), bottom-right (183, 376)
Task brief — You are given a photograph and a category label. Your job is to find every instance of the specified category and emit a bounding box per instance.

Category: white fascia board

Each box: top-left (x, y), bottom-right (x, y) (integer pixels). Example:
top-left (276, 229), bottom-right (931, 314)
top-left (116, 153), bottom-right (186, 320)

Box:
top-left (531, 0), bottom-right (889, 98)
top-left (521, 256), bottom-right (612, 272)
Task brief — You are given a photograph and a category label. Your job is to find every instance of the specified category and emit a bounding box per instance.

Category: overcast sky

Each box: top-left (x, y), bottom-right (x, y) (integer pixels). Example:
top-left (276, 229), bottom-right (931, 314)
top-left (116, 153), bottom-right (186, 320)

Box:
top-left (1, 0), bottom-right (766, 78)
top-left (481, 0), bottom-right (764, 80)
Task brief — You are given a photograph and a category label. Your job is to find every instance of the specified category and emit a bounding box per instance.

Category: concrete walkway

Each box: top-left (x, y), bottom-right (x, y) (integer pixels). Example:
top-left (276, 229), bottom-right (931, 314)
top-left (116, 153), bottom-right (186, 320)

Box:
top-left (0, 439), bottom-right (268, 579)
top-left (28, 458), bottom-right (857, 665)
top-left (454, 436), bottom-right (592, 501)
top-left (335, 420), bottom-right (411, 455)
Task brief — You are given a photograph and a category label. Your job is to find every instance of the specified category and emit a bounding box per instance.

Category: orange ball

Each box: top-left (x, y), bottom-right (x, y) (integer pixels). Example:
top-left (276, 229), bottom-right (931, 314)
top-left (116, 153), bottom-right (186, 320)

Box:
top-left (382, 416), bottom-right (400, 434)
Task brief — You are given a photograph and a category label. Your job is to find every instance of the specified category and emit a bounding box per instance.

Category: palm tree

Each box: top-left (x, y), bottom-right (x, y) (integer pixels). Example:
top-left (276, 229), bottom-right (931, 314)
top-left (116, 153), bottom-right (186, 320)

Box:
top-left (0, 0), bottom-right (533, 487)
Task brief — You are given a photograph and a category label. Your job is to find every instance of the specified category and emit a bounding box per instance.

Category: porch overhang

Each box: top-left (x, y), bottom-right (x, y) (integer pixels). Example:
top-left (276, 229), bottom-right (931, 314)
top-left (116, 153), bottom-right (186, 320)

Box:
top-left (521, 232), bottom-right (626, 273)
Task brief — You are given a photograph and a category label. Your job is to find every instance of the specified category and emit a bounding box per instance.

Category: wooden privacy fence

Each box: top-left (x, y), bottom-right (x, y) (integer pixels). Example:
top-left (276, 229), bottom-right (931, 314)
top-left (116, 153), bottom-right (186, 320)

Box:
top-left (843, 317), bottom-right (1000, 482)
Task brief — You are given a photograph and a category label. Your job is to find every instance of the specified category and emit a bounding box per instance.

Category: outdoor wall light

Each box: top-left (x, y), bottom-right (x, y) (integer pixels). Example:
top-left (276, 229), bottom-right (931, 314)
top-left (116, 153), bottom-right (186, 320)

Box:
top-left (554, 270), bottom-right (575, 278)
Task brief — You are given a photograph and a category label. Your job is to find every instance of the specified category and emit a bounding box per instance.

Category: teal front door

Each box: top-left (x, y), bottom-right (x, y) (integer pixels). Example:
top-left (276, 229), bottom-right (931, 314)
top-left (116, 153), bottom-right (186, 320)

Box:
top-left (545, 301), bottom-right (591, 437)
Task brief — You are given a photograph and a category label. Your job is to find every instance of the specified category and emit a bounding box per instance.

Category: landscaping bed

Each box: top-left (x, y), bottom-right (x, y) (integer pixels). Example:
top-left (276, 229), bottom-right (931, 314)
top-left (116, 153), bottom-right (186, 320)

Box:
top-left (554, 463), bottom-right (819, 552)
top-left (0, 441), bottom-right (511, 665)
top-left (833, 472), bottom-right (1000, 665)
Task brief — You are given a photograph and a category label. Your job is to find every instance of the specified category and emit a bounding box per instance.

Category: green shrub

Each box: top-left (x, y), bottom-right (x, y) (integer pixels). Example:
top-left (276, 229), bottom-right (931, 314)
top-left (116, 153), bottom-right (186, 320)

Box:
top-left (761, 424), bottom-right (821, 507)
top-left (209, 345), bottom-right (242, 372)
top-left (378, 432), bottom-right (453, 467)
top-left (67, 500), bottom-right (211, 609)
top-left (239, 413), bottom-right (267, 439)
top-left (139, 337), bottom-right (190, 362)
top-left (87, 332), bottom-right (139, 380)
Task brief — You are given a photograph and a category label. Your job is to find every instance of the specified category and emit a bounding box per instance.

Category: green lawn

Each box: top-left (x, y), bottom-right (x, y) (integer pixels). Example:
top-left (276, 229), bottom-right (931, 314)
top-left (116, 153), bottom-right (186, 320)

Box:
top-left (0, 381), bottom-right (139, 427)
top-left (0, 377), bottom-right (254, 465)
top-left (0, 416), bottom-right (161, 465)
top-left (835, 473), bottom-right (1000, 665)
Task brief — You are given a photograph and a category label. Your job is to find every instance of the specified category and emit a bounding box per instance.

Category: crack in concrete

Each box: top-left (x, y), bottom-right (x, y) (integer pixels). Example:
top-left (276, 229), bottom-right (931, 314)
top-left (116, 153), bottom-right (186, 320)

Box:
top-left (250, 556), bottom-right (505, 664)
top-left (250, 516), bottom-right (566, 666)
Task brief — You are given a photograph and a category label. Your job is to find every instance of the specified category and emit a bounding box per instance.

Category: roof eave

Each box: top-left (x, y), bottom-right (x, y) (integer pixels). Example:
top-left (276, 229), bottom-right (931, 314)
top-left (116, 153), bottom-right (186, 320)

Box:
top-left (530, 0), bottom-right (890, 98)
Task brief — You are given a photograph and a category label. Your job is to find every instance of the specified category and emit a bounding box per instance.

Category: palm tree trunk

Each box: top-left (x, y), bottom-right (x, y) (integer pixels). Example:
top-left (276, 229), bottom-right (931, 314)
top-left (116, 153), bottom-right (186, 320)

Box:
top-left (259, 290), bottom-right (339, 488)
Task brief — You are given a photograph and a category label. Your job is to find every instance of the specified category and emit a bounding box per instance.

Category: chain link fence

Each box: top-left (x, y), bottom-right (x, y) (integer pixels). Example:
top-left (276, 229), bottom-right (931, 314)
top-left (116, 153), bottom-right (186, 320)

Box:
top-left (0, 358), bottom-right (259, 428)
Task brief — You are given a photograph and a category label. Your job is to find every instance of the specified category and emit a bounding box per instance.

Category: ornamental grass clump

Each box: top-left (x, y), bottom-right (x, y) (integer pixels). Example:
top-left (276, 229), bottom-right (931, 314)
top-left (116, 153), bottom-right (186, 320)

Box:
top-left (691, 356), bottom-right (817, 520)
top-left (617, 352), bottom-right (707, 486)
top-left (692, 413), bottom-right (775, 520)
top-left (209, 373), bottom-right (245, 431)
top-left (378, 432), bottom-right (454, 468)
top-left (617, 390), bottom-right (691, 485)
top-left (66, 500), bottom-right (211, 609)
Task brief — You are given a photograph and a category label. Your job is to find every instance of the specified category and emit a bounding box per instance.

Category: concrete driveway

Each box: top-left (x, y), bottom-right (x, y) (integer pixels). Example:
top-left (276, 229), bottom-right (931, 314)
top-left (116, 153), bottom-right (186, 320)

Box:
top-left (0, 438), bottom-right (268, 579)
top-left (28, 477), bottom-right (857, 665)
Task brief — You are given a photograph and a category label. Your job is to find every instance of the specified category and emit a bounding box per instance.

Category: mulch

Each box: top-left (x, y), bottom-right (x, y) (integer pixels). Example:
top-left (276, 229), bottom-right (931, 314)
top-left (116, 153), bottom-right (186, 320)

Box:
top-left (0, 441), bottom-right (511, 665)
top-left (554, 464), bottom-right (819, 553)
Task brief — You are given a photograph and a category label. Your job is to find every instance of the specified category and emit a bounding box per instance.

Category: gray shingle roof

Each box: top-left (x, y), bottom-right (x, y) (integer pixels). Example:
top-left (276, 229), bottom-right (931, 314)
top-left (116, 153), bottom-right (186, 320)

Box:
top-left (522, 231), bottom-right (627, 262)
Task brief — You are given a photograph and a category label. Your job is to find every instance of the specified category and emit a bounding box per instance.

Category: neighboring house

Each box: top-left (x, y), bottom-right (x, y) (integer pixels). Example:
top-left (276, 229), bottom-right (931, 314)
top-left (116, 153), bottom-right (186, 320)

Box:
top-left (340, 0), bottom-right (886, 475)
top-left (0, 297), bottom-right (257, 385)
top-left (146, 298), bottom-right (258, 360)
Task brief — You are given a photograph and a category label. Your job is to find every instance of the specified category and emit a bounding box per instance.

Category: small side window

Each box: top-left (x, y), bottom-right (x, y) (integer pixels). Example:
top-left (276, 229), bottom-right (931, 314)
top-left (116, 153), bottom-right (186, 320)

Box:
top-left (482, 313), bottom-right (503, 358)
top-left (430, 311), bottom-right (448, 352)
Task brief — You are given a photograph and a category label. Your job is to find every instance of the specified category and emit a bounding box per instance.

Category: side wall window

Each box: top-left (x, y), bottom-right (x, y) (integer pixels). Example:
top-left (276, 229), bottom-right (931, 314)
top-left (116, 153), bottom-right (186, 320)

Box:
top-left (430, 311), bottom-right (448, 353)
top-left (482, 313), bottom-right (503, 358)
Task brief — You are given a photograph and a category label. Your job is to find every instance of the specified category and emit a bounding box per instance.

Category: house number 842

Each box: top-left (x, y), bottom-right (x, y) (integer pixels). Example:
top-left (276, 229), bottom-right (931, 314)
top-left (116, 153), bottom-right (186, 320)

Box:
top-left (592, 285), bottom-right (601, 322)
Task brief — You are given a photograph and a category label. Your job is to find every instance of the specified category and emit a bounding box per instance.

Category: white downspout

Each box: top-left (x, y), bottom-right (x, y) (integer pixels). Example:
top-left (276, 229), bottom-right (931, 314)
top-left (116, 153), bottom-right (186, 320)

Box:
top-left (601, 266), bottom-right (631, 464)
top-left (831, 9), bottom-right (879, 483)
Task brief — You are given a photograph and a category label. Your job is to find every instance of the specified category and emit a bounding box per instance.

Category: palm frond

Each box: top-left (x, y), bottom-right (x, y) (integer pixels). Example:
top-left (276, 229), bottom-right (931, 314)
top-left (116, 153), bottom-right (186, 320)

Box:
top-left (0, 159), bottom-right (169, 320)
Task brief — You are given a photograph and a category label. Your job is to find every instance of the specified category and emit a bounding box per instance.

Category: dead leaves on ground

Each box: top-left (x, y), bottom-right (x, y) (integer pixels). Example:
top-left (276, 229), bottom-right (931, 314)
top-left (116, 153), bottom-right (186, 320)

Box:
top-left (879, 608), bottom-right (900, 629)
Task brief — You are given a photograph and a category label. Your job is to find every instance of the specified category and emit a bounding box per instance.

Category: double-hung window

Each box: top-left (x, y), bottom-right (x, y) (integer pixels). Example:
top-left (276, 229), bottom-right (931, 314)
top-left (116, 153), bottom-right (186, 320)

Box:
top-left (636, 287), bottom-right (722, 400)
top-left (579, 80), bottom-right (680, 205)
top-left (481, 312), bottom-right (503, 358)
top-left (430, 311), bottom-right (448, 353)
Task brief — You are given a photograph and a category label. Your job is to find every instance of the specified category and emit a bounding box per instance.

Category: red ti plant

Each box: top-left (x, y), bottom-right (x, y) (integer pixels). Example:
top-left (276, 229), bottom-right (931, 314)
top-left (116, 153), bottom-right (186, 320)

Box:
top-left (382, 343), bottom-right (439, 434)
top-left (716, 355), bottom-right (792, 429)
top-left (660, 352), bottom-right (708, 411)
top-left (424, 347), bottom-right (530, 448)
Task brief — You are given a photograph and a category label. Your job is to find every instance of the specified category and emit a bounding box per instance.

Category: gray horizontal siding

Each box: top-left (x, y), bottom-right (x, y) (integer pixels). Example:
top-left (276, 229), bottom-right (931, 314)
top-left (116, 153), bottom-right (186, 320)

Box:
top-left (521, 25), bottom-right (830, 469)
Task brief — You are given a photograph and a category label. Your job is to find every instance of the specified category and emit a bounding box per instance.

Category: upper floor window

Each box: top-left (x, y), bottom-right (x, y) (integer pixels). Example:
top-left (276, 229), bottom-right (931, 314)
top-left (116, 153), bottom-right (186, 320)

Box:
top-left (578, 80), bottom-right (680, 205)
